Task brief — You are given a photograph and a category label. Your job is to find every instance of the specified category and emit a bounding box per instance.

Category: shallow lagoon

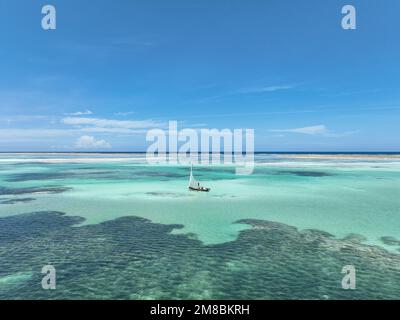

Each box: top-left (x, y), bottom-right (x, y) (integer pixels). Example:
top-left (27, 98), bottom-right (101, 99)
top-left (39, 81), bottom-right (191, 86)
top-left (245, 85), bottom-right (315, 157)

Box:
top-left (0, 153), bottom-right (400, 299)
top-left (1, 153), bottom-right (400, 247)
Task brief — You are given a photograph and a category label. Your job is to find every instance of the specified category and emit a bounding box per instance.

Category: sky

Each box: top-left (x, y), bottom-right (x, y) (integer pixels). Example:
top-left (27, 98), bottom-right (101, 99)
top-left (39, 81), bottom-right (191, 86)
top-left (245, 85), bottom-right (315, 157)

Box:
top-left (0, 0), bottom-right (399, 152)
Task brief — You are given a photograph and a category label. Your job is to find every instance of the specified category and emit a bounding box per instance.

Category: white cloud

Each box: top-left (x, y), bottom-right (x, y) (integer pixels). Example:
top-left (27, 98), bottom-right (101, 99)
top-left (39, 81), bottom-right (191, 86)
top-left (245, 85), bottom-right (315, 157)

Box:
top-left (240, 85), bottom-right (294, 94)
top-left (0, 115), bottom-right (161, 142)
top-left (75, 136), bottom-right (111, 149)
top-left (65, 110), bottom-right (93, 116)
top-left (324, 130), bottom-right (360, 138)
top-left (0, 115), bottom-right (51, 123)
top-left (192, 84), bottom-right (296, 104)
top-left (270, 125), bottom-right (328, 135)
top-left (79, 127), bottom-right (146, 134)
top-left (270, 125), bottom-right (358, 138)
top-left (62, 117), bottom-right (164, 129)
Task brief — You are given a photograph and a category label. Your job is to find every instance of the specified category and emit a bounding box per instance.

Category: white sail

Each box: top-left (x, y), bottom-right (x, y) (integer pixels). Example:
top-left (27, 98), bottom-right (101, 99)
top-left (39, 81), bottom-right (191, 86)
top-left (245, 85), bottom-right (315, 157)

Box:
top-left (188, 164), bottom-right (210, 192)
top-left (189, 165), bottom-right (199, 189)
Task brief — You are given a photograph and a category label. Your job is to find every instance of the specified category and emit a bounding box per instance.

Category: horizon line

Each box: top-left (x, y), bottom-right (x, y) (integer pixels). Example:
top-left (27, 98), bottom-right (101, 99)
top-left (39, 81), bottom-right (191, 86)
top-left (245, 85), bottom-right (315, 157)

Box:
top-left (0, 151), bottom-right (399, 154)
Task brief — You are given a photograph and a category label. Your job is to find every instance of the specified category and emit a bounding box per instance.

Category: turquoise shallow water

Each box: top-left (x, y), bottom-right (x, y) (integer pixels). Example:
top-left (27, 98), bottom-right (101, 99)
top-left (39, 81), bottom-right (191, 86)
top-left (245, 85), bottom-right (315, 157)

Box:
top-left (1, 153), bottom-right (400, 247)
top-left (0, 153), bottom-right (400, 299)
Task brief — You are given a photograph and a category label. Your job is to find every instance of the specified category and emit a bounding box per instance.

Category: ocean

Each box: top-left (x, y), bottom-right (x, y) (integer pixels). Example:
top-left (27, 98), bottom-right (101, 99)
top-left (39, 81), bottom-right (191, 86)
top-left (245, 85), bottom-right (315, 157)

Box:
top-left (0, 153), bottom-right (399, 299)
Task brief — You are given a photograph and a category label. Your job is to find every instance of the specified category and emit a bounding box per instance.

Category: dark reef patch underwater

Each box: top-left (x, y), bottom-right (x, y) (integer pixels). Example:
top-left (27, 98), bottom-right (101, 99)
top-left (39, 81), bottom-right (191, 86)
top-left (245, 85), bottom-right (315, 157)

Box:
top-left (0, 186), bottom-right (72, 196)
top-left (0, 212), bottom-right (400, 300)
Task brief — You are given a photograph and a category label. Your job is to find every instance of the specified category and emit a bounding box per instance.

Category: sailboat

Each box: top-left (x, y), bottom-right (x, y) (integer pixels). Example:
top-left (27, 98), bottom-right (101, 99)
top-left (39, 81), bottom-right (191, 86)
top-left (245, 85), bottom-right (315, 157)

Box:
top-left (188, 164), bottom-right (210, 192)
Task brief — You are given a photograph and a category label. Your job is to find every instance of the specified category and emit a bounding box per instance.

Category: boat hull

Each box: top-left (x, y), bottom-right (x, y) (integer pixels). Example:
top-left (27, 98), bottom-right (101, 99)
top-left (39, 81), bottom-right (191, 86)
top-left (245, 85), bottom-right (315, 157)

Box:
top-left (189, 187), bottom-right (210, 192)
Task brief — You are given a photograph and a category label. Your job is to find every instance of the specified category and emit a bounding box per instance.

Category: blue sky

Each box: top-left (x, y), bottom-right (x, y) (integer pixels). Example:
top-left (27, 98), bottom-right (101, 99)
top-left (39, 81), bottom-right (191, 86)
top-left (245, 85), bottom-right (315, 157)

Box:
top-left (0, 0), bottom-right (399, 151)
